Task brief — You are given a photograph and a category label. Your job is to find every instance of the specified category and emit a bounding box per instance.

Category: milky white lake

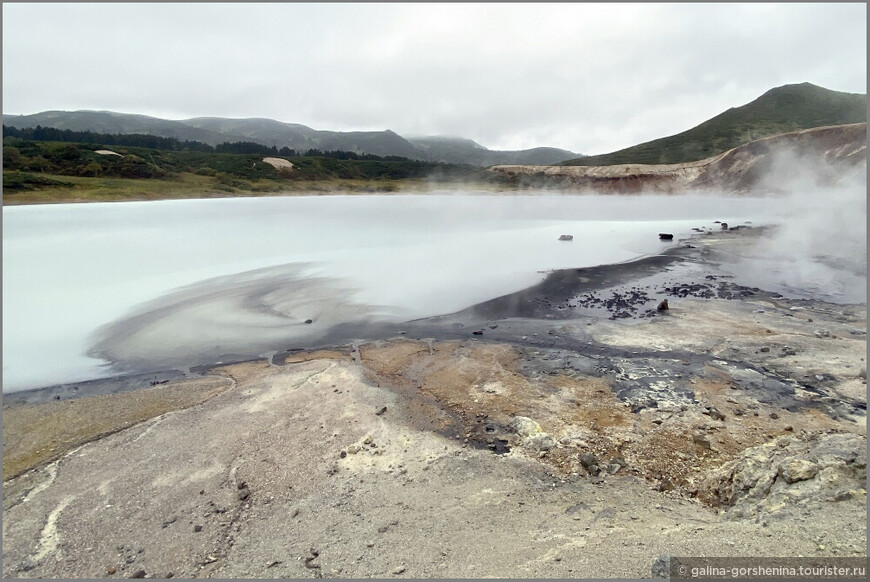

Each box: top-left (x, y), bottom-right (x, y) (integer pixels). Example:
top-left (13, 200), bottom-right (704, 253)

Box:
top-left (1, 191), bottom-right (801, 391)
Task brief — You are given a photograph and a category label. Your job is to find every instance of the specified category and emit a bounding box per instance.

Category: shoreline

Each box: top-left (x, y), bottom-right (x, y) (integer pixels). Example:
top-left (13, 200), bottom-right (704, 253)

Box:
top-left (5, 223), bottom-right (861, 408)
top-left (1, 177), bottom-right (519, 205)
top-left (3, 225), bottom-right (866, 578)
top-left (0, 232), bottom-right (713, 406)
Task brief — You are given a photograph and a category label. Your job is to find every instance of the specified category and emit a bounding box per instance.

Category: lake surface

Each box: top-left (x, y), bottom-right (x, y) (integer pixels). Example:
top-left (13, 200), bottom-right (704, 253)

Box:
top-left (0, 191), bottom-right (823, 392)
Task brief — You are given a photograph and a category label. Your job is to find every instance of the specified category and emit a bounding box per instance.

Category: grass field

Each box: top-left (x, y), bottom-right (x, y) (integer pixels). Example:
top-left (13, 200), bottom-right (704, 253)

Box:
top-left (1, 171), bottom-right (514, 204)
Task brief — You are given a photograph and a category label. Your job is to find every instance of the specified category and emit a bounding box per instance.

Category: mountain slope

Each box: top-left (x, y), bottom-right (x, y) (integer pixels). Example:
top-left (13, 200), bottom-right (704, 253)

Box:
top-left (179, 118), bottom-right (422, 157)
top-left (2, 110), bottom-right (231, 145)
top-left (491, 122), bottom-right (867, 194)
top-left (3, 111), bottom-right (581, 165)
top-left (407, 136), bottom-right (578, 165)
top-left (181, 117), bottom-right (319, 147)
top-left (560, 83), bottom-right (867, 166)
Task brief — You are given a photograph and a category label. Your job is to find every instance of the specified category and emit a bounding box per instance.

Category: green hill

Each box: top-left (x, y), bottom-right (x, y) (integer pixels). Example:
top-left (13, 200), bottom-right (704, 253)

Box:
top-left (4, 111), bottom-right (581, 165)
top-left (560, 83), bottom-right (867, 166)
top-left (2, 110), bottom-right (230, 144)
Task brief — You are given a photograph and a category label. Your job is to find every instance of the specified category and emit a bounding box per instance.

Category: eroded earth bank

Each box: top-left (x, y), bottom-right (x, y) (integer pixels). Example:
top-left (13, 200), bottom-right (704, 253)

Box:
top-left (2, 227), bottom-right (867, 579)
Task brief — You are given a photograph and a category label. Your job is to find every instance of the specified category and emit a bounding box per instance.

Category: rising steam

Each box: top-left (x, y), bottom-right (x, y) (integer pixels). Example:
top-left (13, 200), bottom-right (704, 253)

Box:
top-left (719, 146), bottom-right (866, 303)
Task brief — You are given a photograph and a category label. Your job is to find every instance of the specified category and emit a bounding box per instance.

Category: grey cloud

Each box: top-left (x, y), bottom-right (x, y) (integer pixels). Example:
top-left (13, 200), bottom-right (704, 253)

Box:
top-left (3, 3), bottom-right (865, 154)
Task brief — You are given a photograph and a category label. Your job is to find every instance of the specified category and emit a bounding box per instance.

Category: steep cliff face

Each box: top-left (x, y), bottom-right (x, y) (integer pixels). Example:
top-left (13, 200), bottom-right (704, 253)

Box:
top-left (489, 123), bottom-right (866, 194)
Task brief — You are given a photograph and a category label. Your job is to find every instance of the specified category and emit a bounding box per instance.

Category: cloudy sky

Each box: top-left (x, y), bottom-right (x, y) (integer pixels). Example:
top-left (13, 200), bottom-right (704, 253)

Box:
top-left (2, 3), bottom-right (866, 155)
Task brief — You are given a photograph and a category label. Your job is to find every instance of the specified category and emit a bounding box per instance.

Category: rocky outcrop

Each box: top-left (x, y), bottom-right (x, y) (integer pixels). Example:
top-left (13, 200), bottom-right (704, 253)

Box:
top-left (694, 432), bottom-right (867, 519)
top-left (489, 123), bottom-right (866, 194)
top-left (261, 157), bottom-right (294, 172)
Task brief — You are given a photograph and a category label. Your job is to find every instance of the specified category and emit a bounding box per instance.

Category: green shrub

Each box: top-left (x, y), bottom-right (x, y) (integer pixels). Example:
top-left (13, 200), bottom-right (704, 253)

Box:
top-left (3, 171), bottom-right (74, 191)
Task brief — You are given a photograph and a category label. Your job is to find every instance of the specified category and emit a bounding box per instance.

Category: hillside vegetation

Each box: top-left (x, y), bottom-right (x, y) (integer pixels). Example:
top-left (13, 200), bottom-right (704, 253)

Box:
top-left (2, 137), bottom-right (508, 203)
top-left (3, 112), bottom-right (581, 166)
top-left (560, 83), bottom-right (866, 166)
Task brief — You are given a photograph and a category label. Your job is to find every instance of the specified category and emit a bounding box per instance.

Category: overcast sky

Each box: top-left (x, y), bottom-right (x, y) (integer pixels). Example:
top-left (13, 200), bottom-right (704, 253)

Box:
top-left (2, 3), bottom-right (866, 154)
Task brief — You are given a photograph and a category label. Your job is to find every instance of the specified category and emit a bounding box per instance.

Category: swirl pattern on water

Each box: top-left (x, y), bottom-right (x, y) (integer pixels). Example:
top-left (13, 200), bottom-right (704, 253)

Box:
top-left (87, 263), bottom-right (398, 371)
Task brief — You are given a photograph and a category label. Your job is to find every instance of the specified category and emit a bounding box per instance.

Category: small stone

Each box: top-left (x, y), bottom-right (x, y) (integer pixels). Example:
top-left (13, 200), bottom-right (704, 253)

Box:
top-left (780, 459), bottom-right (818, 484)
top-left (193, 524), bottom-right (202, 533)
top-left (657, 299), bottom-right (669, 311)
top-left (107, 567), bottom-right (117, 575)
top-left (830, 490), bottom-right (855, 502)
top-left (769, 412), bottom-right (779, 419)
top-left (760, 347), bottom-right (770, 353)
top-left (526, 433), bottom-right (555, 452)
top-left (130, 570), bottom-right (146, 579)
top-left (509, 416), bottom-right (542, 437)
top-left (362, 434), bottom-right (373, 445)
top-left (703, 406), bottom-right (726, 421)
top-left (238, 488), bottom-right (250, 501)
top-left (375, 406), bottom-right (388, 416)
top-left (392, 566), bottom-right (406, 575)
top-left (340, 450), bottom-right (347, 458)
top-left (291, 508), bottom-right (300, 518)
top-left (692, 433), bottom-right (712, 449)
top-left (579, 453), bottom-right (598, 468)
top-left (237, 481), bottom-right (247, 490)
top-left (304, 319), bottom-right (313, 324)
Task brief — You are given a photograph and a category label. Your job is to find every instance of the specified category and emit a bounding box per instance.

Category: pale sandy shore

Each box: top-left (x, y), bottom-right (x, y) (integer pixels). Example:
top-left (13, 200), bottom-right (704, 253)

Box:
top-left (2, 228), bottom-right (866, 578)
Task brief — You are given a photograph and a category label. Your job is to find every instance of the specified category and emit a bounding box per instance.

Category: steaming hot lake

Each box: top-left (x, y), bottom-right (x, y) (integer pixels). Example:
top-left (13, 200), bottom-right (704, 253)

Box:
top-left (1, 191), bottom-right (848, 392)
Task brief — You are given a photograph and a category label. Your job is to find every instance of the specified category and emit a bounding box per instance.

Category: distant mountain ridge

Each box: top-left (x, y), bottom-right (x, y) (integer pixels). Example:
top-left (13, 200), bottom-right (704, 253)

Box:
top-left (2, 111), bottom-right (581, 166)
top-left (559, 82), bottom-right (866, 166)
top-left (5, 83), bottom-right (864, 167)
top-left (407, 135), bottom-right (578, 166)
